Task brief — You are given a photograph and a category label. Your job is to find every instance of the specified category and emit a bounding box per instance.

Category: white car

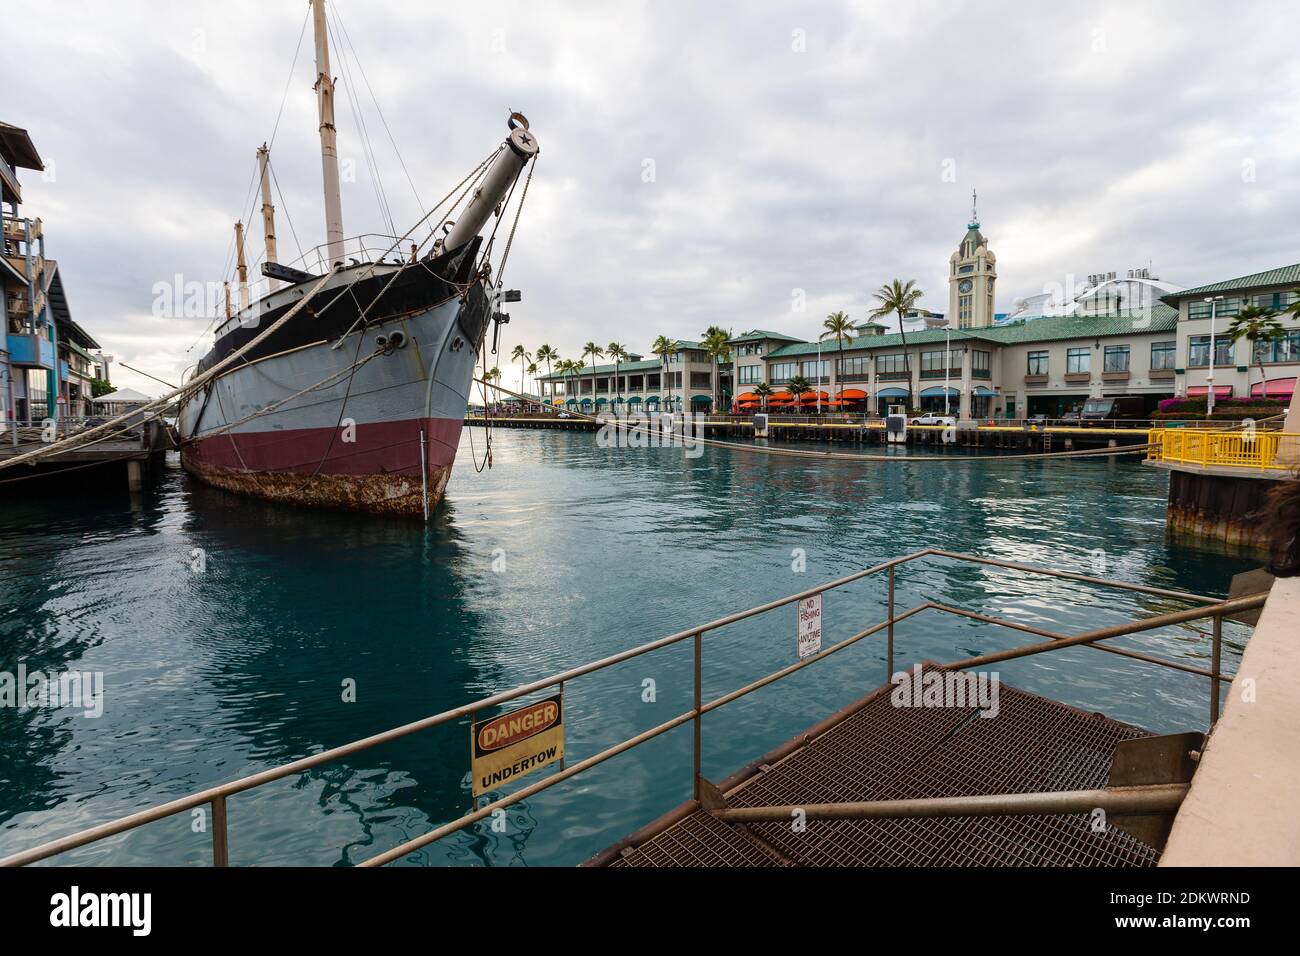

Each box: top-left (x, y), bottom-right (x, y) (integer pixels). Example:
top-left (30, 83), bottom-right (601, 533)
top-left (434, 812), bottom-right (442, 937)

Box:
top-left (908, 413), bottom-right (956, 427)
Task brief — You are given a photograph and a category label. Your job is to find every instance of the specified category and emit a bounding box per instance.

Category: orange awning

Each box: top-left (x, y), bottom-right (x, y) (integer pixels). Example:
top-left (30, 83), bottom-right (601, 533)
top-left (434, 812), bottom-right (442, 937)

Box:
top-left (736, 392), bottom-right (759, 402)
top-left (838, 388), bottom-right (867, 400)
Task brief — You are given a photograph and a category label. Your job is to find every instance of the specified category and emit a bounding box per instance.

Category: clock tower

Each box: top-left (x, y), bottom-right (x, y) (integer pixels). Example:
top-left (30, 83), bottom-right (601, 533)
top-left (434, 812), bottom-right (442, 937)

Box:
top-left (948, 190), bottom-right (997, 329)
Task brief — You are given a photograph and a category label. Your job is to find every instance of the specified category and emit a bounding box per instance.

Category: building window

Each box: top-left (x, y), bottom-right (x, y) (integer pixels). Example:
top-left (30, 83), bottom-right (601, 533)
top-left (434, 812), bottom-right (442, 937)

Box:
top-left (971, 350), bottom-right (991, 377)
top-left (738, 365), bottom-right (762, 384)
top-left (1150, 341), bottom-right (1176, 370)
top-left (1253, 329), bottom-right (1300, 364)
top-left (769, 362), bottom-right (796, 383)
top-left (837, 356), bottom-right (869, 380)
top-left (1188, 335), bottom-right (1233, 368)
top-left (920, 349), bottom-right (960, 378)
top-left (1187, 297), bottom-right (1244, 320)
top-left (1066, 348), bottom-right (1091, 374)
top-left (1027, 351), bottom-right (1048, 375)
top-left (876, 353), bottom-right (909, 377)
top-left (801, 359), bottom-right (829, 383)
top-left (1104, 345), bottom-right (1130, 372)
top-left (690, 371), bottom-right (711, 389)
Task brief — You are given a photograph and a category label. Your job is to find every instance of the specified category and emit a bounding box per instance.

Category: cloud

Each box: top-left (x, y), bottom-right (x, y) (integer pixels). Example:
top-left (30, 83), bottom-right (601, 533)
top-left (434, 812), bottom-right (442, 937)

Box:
top-left (5, 0), bottom-right (1297, 396)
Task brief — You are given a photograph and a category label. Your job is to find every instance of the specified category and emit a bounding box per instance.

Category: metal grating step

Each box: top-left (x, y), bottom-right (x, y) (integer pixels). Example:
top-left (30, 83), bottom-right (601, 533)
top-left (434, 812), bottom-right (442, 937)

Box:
top-left (607, 676), bottom-right (1161, 867)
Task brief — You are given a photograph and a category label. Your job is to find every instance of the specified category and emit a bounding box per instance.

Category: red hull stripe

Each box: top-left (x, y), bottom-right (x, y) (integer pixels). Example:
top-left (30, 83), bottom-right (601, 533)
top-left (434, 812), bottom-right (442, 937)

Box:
top-left (185, 416), bottom-right (463, 476)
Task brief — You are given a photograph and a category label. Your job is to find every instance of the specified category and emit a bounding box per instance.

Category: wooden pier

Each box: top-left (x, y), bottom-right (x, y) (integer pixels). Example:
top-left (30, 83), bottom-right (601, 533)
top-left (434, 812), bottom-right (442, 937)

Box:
top-left (0, 418), bottom-right (174, 493)
top-left (465, 415), bottom-right (1150, 451)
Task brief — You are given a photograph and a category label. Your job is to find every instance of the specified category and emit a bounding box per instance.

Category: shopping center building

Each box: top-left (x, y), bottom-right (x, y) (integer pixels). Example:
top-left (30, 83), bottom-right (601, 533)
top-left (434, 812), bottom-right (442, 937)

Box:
top-left (537, 214), bottom-right (1299, 419)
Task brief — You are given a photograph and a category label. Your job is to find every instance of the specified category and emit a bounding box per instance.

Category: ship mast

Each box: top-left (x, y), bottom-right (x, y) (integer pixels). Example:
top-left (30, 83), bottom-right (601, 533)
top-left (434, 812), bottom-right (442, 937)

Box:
top-left (311, 0), bottom-right (345, 265)
top-left (234, 221), bottom-right (250, 310)
top-left (256, 143), bottom-right (281, 291)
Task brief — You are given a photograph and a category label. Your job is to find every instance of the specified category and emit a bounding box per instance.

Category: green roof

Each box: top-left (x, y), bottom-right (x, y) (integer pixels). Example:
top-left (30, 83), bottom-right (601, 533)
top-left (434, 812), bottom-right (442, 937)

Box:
top-left (1163, 263), bottom-right (1300, 301)
top-left (727, 329), bottom-right (806, 345)
top-left (765, 306), bottom-right (1178, 358)
top-left (539, 358), bottom-right (661, 381)
top-left (975, 305), bottom-right (1179, 344)
top-left (767, 327), bottom-right (980, 357)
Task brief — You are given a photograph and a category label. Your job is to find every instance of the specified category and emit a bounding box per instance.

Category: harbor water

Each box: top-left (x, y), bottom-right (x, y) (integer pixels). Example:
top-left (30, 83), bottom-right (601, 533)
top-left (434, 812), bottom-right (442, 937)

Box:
top-left (0, 430), bottom-right (1258, 866)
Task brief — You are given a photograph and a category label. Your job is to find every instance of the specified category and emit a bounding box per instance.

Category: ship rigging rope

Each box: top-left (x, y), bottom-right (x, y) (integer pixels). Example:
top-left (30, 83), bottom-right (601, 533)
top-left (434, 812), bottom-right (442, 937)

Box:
top-left (324, 145), bottom-right (498, 349)
top-left (470, 379), bottom-right (1165, 464)
top-left (0, 266), bottom-right (342, 472)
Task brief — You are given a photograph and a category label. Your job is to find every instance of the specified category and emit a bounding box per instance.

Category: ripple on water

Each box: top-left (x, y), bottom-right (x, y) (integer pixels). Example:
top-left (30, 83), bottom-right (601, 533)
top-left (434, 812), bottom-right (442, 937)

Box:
top-left (0, 434), bottom-right (1260, 865)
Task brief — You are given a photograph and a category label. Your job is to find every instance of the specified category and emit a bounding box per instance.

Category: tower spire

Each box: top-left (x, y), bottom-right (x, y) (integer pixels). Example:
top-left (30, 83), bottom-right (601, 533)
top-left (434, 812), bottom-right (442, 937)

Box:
top-left (970, 188), bottom-right (979, 228)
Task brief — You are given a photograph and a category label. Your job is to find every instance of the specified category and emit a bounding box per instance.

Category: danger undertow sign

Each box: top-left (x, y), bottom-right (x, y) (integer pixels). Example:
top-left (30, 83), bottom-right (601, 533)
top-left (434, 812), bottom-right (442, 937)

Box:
top-left (472, 693), bottom-right (564, 797)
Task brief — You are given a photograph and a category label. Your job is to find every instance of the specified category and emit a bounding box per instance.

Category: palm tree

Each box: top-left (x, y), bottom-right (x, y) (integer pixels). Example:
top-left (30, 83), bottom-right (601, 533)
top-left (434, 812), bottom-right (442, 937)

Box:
top-left (526, 361), bottom-right (540, 408)
top-left (607, 342), bottom-right (629, 406)
top-left (871, 279), bottom-right (924, 409)
top-left (552, 359), bottom-right (569, 405)
top-left (754, 381), bottom-right (773, 413)
top-left (535, 344), bottom-right (558, 401)
top-left (510, 344), bottom-right (531, 400)
top-left (787, 374), bottom-right (811, 408)
top-left (580, 342), bottom-right (605, 413)
top-left (652, 335), bottom-right (675, 412)
top-left (820, 310), bottom-right (856, 407)
top-left (701, 326), bottom-right (732, 413)
top-left (484, 367), bottom-right (502, 406)
top-left (1226, 305), bottom-right (1286, 401)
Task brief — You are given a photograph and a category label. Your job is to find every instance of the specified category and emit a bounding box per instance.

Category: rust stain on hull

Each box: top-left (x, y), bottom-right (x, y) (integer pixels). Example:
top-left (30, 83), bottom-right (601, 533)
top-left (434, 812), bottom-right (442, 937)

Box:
top-left (183, 454), bottom-right (452, 517)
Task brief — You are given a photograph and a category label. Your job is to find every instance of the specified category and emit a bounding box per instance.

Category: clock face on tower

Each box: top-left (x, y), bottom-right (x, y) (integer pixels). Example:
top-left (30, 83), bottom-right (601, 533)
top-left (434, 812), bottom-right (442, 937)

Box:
top-left (958, 279), bottom-right (973, 293)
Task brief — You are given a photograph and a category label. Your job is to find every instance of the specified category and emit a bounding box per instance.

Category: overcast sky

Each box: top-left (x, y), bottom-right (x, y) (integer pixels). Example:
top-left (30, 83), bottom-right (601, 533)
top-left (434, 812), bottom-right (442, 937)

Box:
top-left (5, 0), bottom-right (1298, 395)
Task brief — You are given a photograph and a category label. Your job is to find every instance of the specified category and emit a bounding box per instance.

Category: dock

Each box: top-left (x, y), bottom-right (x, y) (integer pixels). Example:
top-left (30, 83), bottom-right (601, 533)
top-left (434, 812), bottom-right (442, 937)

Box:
top-left (592, 675), bottom-right (1160, 867)
top-left (465, 414), bottom-right (1151, 449)
top-left (0, 417), bottom-right (173, 491)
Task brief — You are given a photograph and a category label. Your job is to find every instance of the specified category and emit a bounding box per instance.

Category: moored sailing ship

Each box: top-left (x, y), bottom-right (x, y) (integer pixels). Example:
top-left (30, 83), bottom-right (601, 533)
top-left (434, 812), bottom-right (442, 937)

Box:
top-left (176, 0), bottom-right (537, 517)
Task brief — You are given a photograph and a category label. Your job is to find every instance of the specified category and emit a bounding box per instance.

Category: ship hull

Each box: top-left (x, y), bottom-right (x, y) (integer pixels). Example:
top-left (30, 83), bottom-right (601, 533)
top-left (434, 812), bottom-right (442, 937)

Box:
top-left (178, 250), bottom-right (490, 517)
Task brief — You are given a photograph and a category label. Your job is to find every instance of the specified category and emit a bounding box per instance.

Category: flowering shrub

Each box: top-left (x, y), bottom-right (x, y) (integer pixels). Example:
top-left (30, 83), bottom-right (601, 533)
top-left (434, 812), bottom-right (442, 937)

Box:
top-left (1157, 396), bottom-right (1285, 414)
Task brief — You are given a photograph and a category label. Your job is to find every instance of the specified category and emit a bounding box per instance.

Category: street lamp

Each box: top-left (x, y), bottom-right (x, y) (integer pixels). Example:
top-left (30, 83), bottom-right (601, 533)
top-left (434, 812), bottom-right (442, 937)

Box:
top-left (944, 326), bottom-right (952, 417)
top-left (1205, 295), bottom-right (1225, 416)
top-left (816, 337), bottom-right (822, 415)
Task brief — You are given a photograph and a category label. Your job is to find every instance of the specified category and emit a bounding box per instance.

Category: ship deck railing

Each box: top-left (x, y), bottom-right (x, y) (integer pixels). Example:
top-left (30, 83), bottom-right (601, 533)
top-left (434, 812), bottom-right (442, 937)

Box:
top-left (0, 549), bottom-right (1265, 868)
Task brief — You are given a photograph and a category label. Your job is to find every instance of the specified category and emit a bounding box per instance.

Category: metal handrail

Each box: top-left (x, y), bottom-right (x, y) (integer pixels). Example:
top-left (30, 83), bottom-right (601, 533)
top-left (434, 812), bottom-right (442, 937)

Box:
top-left (0, 549), bottom-right (1256, 868)
top-left (1149, 429), bottom-right (1300, 471)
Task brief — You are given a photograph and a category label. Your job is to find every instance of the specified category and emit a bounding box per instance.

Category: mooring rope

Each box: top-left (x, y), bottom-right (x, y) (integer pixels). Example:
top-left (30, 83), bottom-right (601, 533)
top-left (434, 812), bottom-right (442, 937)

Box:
top-left (470, 379), bottom-right (1159, 464)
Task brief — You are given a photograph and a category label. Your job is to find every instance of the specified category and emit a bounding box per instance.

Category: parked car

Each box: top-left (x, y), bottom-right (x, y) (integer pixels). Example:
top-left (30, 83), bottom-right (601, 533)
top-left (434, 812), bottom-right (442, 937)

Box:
top-left (908, 413), bottom-right (956, 427)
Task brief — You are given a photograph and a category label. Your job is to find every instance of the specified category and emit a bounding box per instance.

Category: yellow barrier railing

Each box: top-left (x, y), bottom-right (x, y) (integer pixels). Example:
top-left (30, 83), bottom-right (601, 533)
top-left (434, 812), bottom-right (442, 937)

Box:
top-left (1147, 429), bottom-right (1300, 471)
